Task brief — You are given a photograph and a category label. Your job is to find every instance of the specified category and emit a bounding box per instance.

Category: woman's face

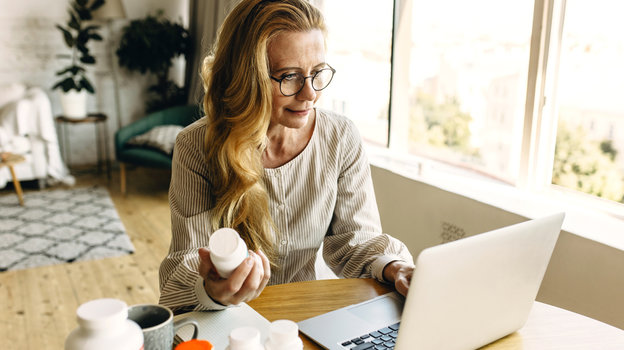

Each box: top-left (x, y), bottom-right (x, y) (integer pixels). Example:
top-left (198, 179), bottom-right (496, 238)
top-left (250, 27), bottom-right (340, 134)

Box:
top-left (267, 29), bottom-right (326, 130)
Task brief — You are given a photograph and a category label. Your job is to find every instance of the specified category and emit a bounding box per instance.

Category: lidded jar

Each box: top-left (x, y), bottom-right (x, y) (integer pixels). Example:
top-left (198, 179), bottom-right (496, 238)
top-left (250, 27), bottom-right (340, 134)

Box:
top-left (264, 320), bottom-right (303, 350)
top-left (209, 228), bottom-right (248, 278)
top-left (65, 298), bottom-right (143, 350)
top-left (226, 326), bottom-right (264, 350)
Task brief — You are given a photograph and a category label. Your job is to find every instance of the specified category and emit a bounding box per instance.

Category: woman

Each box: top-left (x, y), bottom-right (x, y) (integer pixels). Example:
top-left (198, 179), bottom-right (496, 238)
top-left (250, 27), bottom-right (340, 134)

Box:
top-left (159, 0), bottom-right (414, 313)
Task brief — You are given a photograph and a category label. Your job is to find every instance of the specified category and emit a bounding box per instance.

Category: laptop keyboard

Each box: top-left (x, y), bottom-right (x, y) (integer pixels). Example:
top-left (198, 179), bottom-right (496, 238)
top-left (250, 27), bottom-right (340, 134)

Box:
top-left (340, 322), bottom-right (400, 349)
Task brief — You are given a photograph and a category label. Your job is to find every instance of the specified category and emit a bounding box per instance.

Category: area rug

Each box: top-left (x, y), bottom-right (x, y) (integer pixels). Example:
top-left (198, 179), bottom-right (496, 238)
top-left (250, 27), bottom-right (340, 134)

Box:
top-left (0, 186), bottom-right (135, 272)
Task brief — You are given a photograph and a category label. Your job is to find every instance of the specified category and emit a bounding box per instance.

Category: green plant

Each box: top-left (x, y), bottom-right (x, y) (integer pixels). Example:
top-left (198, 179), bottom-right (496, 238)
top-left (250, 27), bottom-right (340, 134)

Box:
top-left (52, 0), bottom-right (105, 93)
top-left (116, 11), bottom-right (191, 112)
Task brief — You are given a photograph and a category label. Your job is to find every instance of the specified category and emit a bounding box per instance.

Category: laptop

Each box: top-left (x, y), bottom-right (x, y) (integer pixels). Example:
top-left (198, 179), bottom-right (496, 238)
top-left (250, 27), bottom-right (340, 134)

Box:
top-left (298, 212), bottom-right (565, 350)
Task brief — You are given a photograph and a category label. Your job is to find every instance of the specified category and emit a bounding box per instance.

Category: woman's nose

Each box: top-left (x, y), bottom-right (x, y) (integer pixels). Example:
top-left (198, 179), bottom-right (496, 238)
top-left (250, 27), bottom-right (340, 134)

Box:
top-left (296, 78), bottom-right (317, 101)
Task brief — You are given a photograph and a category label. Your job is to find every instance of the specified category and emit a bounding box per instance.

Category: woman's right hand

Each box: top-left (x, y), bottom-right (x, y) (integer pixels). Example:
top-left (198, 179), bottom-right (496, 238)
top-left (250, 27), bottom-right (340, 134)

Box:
top-left (197, 247), bottom-right (271, 306)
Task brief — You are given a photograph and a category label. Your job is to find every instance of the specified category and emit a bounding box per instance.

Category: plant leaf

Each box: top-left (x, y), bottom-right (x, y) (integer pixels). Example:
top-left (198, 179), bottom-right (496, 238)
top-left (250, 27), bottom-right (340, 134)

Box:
top-left (89, 0), bottom-right (105, 12)
top-left (80, 55), bottom-right (96, 64)
top-left (56, 25), bottom-right (74, 47)
top-left (80, 77), bottom-right (95, 94)
top-left (69, 11), bottom-right (80, 30)
top-left (89, 33), bottom-right (103, 41)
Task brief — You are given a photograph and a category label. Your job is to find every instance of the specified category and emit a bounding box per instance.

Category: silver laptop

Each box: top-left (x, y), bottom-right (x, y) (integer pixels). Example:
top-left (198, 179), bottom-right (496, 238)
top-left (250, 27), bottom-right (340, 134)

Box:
top-left (298, 213), bottom-right (565, 350)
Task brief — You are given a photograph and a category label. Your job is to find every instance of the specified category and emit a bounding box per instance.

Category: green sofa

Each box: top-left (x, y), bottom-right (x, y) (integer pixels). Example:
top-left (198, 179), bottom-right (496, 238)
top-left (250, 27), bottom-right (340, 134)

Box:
top-left (114, 104), bottom-right (201, 194)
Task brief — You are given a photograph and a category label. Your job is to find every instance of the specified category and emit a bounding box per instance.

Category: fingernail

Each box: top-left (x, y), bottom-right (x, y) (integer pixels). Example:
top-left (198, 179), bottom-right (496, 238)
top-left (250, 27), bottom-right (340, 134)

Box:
top-left (246, 257), bottom-right (254, 265)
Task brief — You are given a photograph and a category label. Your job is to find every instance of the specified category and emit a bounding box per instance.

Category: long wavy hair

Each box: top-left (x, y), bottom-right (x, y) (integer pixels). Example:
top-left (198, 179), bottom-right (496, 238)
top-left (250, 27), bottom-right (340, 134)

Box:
top-left (201, 0), bottom-right (326, 263)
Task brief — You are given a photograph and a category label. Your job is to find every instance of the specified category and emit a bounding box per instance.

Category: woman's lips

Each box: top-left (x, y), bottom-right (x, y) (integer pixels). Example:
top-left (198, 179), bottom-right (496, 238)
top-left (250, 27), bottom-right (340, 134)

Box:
top-left (287, 108), bottom-right (311, 116)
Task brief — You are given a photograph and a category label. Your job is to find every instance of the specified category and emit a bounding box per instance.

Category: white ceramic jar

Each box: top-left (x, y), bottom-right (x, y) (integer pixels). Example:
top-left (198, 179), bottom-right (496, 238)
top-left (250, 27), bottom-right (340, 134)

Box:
top-left (65, 298), bottom-right (143, 350)
top-left (226, 326), bottom-right (265, 350)
top-left (209, 228), bottom-right (248, 278)
top-left (264, 320), bottom-right (303, 350)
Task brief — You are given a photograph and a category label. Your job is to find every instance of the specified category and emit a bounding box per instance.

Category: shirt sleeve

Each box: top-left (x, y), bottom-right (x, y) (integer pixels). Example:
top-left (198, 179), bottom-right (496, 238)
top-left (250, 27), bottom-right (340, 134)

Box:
top-left (322, 120), bottom-right (414, 282)
top-left (158, 126), bottom-right (228, 312)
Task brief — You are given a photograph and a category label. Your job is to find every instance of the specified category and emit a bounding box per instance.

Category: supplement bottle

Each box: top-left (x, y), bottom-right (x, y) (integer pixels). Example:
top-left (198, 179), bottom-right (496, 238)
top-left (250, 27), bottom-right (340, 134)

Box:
top-left (65, 298), bottom-right (143, 350)
top-left (264, 320), bottom-right (303, 350)
top-left (209, 228), bottom-right (248, 278)
top-left (225, 326), bottom-right (264, 350)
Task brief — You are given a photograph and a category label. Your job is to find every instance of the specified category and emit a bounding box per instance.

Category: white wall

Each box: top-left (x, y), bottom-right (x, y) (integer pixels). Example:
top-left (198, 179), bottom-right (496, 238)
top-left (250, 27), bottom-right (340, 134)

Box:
top-left (370, 165), bottom-right (624, 330)
top-left (0, 0), bottom-right (188, 166)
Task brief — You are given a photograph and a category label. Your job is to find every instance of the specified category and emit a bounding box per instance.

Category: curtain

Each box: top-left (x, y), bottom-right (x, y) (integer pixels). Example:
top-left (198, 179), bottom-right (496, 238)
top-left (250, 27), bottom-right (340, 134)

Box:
top-left (186, 0), bottom-right (236, 108)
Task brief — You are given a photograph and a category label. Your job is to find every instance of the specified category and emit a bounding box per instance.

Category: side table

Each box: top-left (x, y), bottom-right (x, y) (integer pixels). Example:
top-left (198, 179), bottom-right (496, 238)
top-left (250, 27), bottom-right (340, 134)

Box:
top-left (55, 113), bottom-right (111, 179)
top-left (0, 152), bottom-right (26, 206)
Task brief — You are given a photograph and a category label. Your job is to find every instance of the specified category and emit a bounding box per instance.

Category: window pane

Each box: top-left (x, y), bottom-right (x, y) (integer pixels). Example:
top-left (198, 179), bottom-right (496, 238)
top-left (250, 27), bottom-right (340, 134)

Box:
top-left (551, 1), bottom-right (624, 204)
top-left (311, 0), bottom-right (393, 146)
top-left (403, 0), bottom-right (534, 182)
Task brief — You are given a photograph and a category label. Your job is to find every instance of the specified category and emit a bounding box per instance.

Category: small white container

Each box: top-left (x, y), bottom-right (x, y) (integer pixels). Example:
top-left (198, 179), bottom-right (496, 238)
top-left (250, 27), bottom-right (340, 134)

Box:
top-left (264, 320), bottom-right (303, 350)
top-left (65, 298), bottom-right (143, 350)
top-left (226, 326), bottom-right (264, 350)
top-left (209, 228), bottom-right (248, 278)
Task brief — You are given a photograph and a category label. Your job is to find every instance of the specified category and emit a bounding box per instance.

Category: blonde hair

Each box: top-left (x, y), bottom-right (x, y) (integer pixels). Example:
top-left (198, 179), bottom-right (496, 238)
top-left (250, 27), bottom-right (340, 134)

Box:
top-left (201, 0), bottom-right (326, 263)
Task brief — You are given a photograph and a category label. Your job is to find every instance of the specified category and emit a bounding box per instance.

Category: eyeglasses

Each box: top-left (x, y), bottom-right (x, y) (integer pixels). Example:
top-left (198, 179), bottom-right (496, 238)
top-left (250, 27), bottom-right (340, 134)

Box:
top-left (270, 65), bottom-right (336, 96)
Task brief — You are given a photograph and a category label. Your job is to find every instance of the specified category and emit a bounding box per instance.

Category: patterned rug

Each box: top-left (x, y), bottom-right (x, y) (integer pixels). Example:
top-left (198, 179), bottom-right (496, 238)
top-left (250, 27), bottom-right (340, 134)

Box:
top-left (0, 186), bottom-right (134, 272)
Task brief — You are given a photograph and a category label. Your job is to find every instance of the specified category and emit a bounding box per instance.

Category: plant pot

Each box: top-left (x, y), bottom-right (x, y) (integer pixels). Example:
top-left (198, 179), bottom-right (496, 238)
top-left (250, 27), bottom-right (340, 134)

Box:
top-left (60, 90), bottom-right (88, 119)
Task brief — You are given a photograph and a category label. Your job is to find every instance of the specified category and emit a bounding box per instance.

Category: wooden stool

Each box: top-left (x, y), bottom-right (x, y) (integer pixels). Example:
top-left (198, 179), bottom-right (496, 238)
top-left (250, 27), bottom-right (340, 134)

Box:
top-left (0, 153), bottom-right (26, 206)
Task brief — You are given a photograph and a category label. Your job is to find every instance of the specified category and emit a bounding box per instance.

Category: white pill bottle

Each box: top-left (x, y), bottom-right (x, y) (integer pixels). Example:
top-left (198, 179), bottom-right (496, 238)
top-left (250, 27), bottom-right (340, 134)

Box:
top-left (264, 320), bottom-right (303, 350)
top-left (209, 228), bottom-right (248, 278)
top-left (226, 326), bottom-right (265, 350)
top-left (65, 298), bottom-right (143, 350)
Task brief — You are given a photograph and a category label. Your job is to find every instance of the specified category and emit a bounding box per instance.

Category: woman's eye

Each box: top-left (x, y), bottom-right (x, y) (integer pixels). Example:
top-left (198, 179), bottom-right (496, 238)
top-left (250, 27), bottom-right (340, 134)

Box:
top-left (282, 73), bottom-right (298, 81)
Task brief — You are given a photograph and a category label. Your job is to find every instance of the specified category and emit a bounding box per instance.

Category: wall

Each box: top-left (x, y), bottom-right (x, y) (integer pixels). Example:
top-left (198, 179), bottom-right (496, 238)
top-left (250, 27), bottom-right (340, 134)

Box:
top-left (370, 165), bottom-right (624, 330)
top-left (0, 0), bottom-right (187, 166)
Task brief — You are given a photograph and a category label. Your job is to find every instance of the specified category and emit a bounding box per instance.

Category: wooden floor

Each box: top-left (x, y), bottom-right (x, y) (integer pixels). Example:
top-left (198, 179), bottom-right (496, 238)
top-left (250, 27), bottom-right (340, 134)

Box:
top-left (0, 166), bottom-right (174, 349)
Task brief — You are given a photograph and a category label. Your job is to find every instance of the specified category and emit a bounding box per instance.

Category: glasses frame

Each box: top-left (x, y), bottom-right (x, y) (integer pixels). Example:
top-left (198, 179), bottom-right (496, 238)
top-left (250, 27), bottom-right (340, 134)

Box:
top-left (270, 65), bottom-right (336, 97)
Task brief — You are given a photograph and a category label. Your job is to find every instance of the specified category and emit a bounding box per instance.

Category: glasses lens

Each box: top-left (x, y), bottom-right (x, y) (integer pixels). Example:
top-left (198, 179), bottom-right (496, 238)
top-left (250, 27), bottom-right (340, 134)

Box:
top-left (281, 74), bottom-right (304, 96)
top-left (312, 69), bottom-right (334, 91)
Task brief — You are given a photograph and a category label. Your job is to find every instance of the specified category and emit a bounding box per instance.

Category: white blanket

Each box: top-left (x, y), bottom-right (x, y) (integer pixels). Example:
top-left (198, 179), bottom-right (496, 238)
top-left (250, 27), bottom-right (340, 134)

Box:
top-left (0, 85), bottom-right (74, 188)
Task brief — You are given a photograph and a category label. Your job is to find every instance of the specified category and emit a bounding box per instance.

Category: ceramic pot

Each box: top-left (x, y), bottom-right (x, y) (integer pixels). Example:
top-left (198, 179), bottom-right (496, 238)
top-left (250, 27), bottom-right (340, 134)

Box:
top-left (60, 90), bottom-right (88, 119)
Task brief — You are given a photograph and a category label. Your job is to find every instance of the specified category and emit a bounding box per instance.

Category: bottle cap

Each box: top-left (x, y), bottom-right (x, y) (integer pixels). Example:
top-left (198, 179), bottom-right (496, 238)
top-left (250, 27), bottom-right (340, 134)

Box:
top-left (209, 228), bottom-right (243, 258)
top-left (175, 339), bottom-right (213, 350)
top-left (229, 326), bottom-right (261, 348)
top-left (76, 298), bottom-right (128, 330)
top-left (268, 320), bottom-right (299, 343)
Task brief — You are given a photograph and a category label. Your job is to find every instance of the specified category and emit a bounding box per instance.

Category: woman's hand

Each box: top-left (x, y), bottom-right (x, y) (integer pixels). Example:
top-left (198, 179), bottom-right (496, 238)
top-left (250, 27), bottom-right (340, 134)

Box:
top-left (198, 247), bottom-right (271, 306)
top-left (382, 261), bottom-right (414, 297)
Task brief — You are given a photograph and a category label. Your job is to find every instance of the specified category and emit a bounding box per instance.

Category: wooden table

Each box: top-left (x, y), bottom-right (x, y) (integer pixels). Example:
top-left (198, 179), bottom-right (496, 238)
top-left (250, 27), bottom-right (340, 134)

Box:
top-left (247, 278), bottom-right (624, 349)
top-left (0, 152), bottom-right (26, 205)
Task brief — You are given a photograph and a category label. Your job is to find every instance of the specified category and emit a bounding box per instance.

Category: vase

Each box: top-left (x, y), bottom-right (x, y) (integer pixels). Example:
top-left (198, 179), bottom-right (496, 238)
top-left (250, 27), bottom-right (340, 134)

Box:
top-left (60, 90), bottom-right (88, 119)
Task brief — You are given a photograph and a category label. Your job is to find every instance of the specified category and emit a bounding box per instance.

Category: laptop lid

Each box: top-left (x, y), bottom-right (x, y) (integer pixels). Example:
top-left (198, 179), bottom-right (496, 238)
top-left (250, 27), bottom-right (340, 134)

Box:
top-left (298, 213), bottom-right (564, 350)
top-left (394, 212), bottom-right (564, 349)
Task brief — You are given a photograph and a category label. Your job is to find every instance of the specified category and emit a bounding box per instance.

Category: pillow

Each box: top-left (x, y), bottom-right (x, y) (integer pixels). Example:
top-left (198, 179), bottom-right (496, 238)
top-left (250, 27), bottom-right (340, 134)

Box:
top-left (126, 125), bottom-right (184, 155)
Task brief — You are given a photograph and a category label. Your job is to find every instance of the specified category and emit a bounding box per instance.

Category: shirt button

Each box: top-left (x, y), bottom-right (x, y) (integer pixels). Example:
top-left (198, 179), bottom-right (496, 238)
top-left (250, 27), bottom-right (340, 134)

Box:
top-left (278, 204), bottom-right (285, 210)
top-left (281, 240), bottom-right (287, 245)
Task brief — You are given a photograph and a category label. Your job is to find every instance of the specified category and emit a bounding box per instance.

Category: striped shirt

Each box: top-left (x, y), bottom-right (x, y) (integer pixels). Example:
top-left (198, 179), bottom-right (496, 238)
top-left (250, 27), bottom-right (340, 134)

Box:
top-left (159, 108), bottom-right (413, 312)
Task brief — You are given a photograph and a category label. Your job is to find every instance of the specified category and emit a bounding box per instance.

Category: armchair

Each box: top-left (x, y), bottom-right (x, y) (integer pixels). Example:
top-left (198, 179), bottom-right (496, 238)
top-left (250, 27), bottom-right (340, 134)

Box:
top-left (114, 104), bottom-right (201, 194)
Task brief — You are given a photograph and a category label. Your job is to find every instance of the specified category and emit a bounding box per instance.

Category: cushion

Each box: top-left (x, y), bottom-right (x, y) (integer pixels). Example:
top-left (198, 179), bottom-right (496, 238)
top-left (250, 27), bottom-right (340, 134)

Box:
top-left (125, 125), bottom-right (184, 155)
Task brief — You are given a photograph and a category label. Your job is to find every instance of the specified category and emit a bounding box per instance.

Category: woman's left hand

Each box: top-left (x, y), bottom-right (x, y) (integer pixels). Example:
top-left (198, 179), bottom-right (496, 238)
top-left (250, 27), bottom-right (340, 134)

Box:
top-left (382, 261), bottom-right (414, 297)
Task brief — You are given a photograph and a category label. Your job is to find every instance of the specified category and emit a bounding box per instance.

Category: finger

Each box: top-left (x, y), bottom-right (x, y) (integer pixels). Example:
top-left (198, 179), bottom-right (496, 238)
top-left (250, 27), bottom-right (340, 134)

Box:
top-left (198, 247), bottom-right (212, 278)
top-left (226, 254), bottom-right (255, 294)
top-left (396, 277), bottom-right (410, 297)
top-left (255, 249), bottom-right (271, 296)
top-left (234, 252), bottom-right (264, 302)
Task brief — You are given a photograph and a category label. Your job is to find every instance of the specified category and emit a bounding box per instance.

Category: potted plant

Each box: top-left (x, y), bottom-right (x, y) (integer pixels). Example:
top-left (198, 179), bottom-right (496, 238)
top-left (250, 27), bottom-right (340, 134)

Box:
top-left (52, 0), bottom-right (105, 119)
top-left (116, 10), bottom-right (190, 113)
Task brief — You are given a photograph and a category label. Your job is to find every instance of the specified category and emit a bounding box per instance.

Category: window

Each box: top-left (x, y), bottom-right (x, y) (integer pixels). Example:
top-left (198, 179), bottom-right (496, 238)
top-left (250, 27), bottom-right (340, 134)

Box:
top-left (550, 0), bottom-right (624, 203)
top-left (319, 0), bottom-right (624, 207)
top-left (311, 0), bottom-right (393, 146)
